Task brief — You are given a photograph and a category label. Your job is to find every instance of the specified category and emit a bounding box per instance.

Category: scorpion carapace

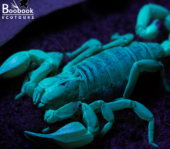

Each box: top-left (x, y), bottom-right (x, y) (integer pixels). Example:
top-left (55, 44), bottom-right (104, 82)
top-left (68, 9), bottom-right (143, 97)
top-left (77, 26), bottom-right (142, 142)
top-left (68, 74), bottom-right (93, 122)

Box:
top-left (33, 68), bottom-right (82, 110)
top-left (1, 3), bottom-right (170, 149)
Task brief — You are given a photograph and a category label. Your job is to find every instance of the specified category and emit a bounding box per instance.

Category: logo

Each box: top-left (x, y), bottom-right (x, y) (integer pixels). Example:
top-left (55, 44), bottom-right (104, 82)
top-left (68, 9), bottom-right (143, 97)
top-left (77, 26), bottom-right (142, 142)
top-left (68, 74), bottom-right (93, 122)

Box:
top-left (2, 0), bottom-right (34, 20)
top-left (18, 0), bottom-right (29, 8)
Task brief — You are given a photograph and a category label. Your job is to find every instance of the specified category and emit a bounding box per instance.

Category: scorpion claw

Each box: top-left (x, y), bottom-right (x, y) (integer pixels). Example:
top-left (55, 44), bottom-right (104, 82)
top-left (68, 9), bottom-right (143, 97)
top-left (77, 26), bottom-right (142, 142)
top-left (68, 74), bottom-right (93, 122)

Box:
top-left (24, 131), bottom-right (57, 148)
top-left (0, 51), bottom-right (30, 78)
top-left (24, 122), bottom-right (94, 149)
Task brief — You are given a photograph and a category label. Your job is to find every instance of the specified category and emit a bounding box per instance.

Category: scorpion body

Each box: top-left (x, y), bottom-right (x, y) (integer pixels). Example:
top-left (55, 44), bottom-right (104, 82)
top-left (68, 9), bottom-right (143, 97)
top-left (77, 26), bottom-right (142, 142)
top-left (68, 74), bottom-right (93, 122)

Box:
top-left (1, 3), bottom-right (170, 148)
top-left (0, 33), bottom-right (168, 148)
top-left (22, 40), bottom-right (167, 148)
top-left (58, 41), bottom-right (164, 103)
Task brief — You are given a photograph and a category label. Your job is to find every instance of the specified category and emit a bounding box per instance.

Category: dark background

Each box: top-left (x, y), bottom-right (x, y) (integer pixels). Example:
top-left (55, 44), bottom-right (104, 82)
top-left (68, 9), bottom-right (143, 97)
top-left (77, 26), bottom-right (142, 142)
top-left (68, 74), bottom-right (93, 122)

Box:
top-left (0, 0), bottom-right (170, 148)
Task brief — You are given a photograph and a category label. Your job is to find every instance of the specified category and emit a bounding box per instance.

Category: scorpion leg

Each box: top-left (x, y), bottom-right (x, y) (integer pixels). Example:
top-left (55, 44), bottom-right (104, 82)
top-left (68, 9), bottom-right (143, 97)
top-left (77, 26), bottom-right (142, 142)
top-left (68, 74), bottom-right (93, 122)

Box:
top-left (15, 72), bottom-right (32, 99)
top-left (63, 33), bottom-right (134, 71)
top-left (24, 102), bottom-right (99, 149)
top-left (63, 44), bottom-right (102, 71)
top-left (105, 98), bottom-right (158, 147)
top-left (66, 38), bottom-right (102, 59)
top-left (102, 33), bottom-right (134, 50)
top-left (89, 100), bottom-right (114, 138)
top-left (161, 38), bottom-right (170, 91)
top-left (136, 3), bottom-right (169, 40)
top-left (123, 59), bottom-right (166, 98)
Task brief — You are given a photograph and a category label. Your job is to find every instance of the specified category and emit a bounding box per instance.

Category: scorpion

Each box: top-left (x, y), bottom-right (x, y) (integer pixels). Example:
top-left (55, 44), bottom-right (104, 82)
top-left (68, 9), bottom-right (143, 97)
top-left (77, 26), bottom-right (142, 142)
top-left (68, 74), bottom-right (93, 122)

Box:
top-left (1, 3), bottom-right (170, 149)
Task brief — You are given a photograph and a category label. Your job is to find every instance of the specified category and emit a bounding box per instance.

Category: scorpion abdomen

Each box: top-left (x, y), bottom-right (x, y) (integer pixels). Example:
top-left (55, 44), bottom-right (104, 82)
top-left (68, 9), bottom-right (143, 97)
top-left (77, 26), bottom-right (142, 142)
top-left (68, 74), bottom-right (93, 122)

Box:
top-left (72, 41), bottom-right (164, 101)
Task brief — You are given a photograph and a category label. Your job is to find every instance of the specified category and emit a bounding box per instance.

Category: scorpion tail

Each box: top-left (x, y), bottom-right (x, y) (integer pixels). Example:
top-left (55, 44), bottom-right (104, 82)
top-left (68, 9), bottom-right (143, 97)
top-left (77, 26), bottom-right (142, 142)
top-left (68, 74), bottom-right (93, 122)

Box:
top-left (0, 51), bottom-right (30, 78)
top-left (24, 122), bottom-right (93, 149)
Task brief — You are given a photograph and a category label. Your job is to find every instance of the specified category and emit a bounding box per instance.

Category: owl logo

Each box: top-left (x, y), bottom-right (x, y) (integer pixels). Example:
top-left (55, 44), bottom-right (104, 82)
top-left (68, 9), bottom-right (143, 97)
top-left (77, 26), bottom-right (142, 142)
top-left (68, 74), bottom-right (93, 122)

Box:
top-left (18, 0), bottom-right (29, 8)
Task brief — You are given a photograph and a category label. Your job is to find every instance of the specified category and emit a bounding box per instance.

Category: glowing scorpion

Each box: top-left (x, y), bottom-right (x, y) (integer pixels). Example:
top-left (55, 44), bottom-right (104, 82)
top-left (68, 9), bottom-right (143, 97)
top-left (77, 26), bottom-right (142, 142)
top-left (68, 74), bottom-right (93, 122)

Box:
top-left (1, 3), bottom-right (170, 149)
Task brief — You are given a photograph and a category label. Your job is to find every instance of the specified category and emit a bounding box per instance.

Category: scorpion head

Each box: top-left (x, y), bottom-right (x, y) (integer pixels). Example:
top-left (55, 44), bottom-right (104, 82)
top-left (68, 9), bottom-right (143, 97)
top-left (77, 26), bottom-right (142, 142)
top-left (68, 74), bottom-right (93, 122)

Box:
top-left (33, 71), bottom-right (81, 110)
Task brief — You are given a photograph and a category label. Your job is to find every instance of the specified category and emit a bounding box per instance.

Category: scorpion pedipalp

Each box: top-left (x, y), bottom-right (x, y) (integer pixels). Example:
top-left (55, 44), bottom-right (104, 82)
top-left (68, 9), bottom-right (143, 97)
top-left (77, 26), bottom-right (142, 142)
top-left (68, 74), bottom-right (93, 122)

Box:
top-left (0, 51), bottom-right (30, 78)
top-left (25, 102), bottom-right (99, 149)
top-left (44, 102), bottom-right (81, 124)
top-left (25, 122), bottom-right (94, 149)
top-left (0, 50), bottom-right (63, 100)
